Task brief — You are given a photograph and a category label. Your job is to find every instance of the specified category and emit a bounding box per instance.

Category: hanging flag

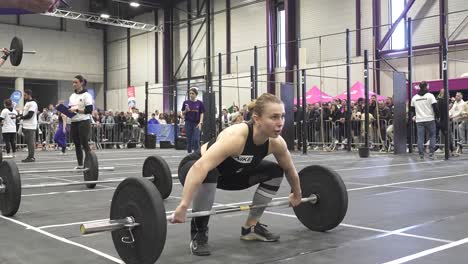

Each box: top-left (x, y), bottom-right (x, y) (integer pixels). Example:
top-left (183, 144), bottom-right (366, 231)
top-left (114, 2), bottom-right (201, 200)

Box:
top-left (127, 86), bottom-right (136, 109)
top-left (10, 90), bottom-right (22, 108)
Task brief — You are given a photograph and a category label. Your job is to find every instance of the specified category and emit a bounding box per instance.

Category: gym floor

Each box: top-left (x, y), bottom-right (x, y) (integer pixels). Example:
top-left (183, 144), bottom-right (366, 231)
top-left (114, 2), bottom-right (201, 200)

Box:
top-left (2, 149), bottom-right (468, 264)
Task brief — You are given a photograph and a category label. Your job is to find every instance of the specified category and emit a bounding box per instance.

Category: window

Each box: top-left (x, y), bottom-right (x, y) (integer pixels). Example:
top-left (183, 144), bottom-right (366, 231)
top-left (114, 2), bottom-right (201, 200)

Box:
top-left (277, 5), bottom-right (286, 67)
top-left (390, 0), bottom-right (406, 50)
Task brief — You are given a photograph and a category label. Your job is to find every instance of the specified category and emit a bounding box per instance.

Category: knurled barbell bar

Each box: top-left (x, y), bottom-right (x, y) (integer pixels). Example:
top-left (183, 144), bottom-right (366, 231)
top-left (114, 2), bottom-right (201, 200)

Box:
top-left (0, 154), bottom-right (169, 217)
top-left (79, 161), bottom-right (348, 264)
top-left (8, 37), bottom-right (37, 66)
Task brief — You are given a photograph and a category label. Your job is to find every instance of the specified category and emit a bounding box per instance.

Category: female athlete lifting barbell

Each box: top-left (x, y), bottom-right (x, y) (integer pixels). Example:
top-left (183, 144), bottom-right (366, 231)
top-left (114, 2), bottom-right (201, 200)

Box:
top-left (171, 93), bottom-right (303, 256)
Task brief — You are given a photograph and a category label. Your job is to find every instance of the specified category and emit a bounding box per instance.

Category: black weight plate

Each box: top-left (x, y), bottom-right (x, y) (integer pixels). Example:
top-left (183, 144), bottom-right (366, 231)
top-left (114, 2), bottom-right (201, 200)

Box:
top-left (142, 155), bottom-right (172, 199)
top-left (84, 152), bottom-right (98, 189)
top-left (293, 165), bottom-right (348, 232)
top-left (10, 37), bottom-right (23, 66)
top-left (0, 160), bottom-right (21, 216)
top-left (111, 177), bottom-right (167, 264)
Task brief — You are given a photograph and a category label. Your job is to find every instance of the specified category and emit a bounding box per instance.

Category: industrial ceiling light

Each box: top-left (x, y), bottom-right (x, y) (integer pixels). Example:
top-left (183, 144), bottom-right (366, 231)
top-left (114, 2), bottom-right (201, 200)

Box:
top-left (130, 2), bottom-right (140, 7)
top-left (100, 13), bottom-right (110, 18)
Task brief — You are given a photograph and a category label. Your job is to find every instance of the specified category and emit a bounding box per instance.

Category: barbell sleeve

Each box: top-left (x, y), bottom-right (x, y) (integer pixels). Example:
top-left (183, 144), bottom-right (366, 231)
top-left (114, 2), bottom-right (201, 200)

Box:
top-left (80, 217), bottom-right (139, 235)
top-left (9, 49), bottom-right (36, 54)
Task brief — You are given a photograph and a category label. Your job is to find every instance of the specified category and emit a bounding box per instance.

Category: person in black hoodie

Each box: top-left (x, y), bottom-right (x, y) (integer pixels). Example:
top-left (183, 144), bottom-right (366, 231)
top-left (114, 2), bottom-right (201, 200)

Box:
top-left (435, 88), bottom-right (455, 155)
top-left (411, 81), bottom-right (439, 159)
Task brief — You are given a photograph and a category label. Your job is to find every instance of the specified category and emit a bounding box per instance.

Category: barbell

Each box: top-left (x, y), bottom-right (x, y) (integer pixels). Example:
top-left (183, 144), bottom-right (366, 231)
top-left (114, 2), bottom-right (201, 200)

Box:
top-left (79, 158), bottom-right (349, 264)
top-left (8, 37), bottom-right (37, 66)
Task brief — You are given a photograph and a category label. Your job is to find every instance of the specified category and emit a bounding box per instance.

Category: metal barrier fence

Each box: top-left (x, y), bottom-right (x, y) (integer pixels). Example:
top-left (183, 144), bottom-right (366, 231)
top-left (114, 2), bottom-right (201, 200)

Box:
top-left (1, 119), bottom-right (467, 153)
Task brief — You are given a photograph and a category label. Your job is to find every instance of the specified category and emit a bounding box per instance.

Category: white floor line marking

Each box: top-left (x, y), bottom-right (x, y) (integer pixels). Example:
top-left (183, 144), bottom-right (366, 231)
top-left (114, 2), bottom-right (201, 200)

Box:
top-left (345, 182), bottom-right (376, 186)
top-left (381, 237), bottom-right (468, 264)
top-left (347, 172), bottom-right (468, 192)
top-left (373, 190), bottom-right (408, 196)
top-left (22, 187), bottom-right (117, 197)
top-left (264, 212), bottom-right (452, 244)
top-left (335, 160), bottom-right (444, 172)
top-left (387, 186), bottom-right (468, 195)
top-left (0, 215), bottom-right (124, 264)
top-left (21, 171), bottom-right (141, 181)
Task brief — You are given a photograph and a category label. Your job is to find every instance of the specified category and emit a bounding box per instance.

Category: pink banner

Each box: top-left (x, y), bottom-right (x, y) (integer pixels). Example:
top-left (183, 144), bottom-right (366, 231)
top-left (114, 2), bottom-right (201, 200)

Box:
top-left (127, 86), bottom-right (136, 108)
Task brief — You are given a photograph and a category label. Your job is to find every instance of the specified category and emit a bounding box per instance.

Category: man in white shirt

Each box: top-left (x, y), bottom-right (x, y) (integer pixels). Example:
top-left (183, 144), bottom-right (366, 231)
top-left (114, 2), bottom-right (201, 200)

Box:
top-left (411, 81), bottom-right (439, 159)
top-left (450, 92), bottom-right (468, 147)
top-left (19, 89), bottom-right (38, 162)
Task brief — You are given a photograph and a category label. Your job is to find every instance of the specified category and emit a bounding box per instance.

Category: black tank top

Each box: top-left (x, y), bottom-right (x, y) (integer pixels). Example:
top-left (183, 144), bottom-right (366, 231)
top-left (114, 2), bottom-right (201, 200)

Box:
top-left (207, 122), bottom-right (269, 175)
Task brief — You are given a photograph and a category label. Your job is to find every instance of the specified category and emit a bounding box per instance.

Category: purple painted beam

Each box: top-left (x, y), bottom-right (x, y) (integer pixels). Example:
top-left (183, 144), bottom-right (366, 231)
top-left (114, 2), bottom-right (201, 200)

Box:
top-left (378, 0), bottom-right (416, 51)
top-left (411, 77), bottom-right (468, 93)
top-left (0, 8), bottom-right (32, 14)
top-left (379, 38), bottom-right (468, 55)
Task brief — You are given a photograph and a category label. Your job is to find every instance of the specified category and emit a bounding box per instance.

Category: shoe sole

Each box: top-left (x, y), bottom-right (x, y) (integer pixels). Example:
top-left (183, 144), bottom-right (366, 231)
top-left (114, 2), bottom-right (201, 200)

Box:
top-left (190, 241), bottom-right (211, 256)
top-left (240, 233), bottom-right (279, 242)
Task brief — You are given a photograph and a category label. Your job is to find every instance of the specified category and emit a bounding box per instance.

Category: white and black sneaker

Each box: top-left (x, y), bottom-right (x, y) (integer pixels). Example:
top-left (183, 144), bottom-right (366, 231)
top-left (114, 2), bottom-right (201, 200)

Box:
top-left (241, 222), bottom-right (280, 242)
top-left (190, 231), bottom-right (210, 256)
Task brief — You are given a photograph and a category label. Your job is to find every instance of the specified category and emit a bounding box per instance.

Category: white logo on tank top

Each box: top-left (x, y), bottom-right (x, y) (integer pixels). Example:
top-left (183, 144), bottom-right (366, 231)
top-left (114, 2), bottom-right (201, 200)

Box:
top-left (233, 155), bottom-right (254, 164)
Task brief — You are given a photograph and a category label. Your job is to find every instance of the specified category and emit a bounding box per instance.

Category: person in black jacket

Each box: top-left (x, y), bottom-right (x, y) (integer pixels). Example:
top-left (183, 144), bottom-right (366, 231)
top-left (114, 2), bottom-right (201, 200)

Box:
top-left (436, 88), bottom-right (455, 155)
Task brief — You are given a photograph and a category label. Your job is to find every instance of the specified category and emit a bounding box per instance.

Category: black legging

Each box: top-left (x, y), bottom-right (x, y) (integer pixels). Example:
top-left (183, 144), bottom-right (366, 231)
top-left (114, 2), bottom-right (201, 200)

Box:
top-left (71, 119), bottom-right (91, 166)
top-left (2, 132), bottom-right (16, 154)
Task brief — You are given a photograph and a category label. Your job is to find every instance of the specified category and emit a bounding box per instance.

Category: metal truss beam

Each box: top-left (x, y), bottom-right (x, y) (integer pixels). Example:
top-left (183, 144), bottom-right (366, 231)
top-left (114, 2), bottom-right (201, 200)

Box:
top-left (42, 9), bottom-right (164, 32)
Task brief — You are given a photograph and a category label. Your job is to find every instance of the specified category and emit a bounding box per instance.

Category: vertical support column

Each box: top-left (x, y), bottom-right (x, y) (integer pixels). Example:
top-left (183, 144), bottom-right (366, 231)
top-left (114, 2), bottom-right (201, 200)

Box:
top-left (407, 17), bottom-right (413, 154)
top-left (103, 27), bottom-right (108, 110)
top-left (372, 0), bottom-right (381, 94)
top-left (187, 0), bottom-right (192, 92)
top-left (15, 78), bottom-right (24, 110)
top-left (163, 7), bottom-right (173, 112)
top-left (266, 0), bottom-right (277, 94)
top-left (144, 81), bottom-right (149, 148)
top-left (250, 66), bottom-right (255, 100)
top-left (218, 53), bottom-right (223, 134)
top-left (206, 0), bottom-right (212, 94)
top-left (439, 0), bottom-right (446, 79)
top-left (254, 46), bottom-right (258, 98)
top-left (355, 0), bottom-right (362, 57)
top-left (346, 29), bottom-right (352, 152)
top-left (284, 0), bottom-right (297, 84)
top-left (226, 0), bottom-right (231, 74)
top-left (155, 10), bottom-right (159, 84)
top-left (301, 69), bottom-right (307, 154)
top-left (442, 9), bottom-right (450, 160)
top-left (364, 50), bottom-right (370, 149)
top-left (205, 0), bottom-right (215, 141)
top-left (127, 28), bottom-right (131, 90)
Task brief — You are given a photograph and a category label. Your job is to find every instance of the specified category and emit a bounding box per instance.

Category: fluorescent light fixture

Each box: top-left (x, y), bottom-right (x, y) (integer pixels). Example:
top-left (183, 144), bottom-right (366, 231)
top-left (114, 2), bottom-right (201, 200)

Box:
top-left (130, 2), bottom-right (140, 7)
top-left (100, 13), bottom-right (110, 18)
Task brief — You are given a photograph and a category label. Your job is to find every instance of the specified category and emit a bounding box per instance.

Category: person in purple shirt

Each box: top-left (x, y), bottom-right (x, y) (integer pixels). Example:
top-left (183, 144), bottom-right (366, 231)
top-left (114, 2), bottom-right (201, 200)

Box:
top-left (181, 87), bottom-right (205, 153)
